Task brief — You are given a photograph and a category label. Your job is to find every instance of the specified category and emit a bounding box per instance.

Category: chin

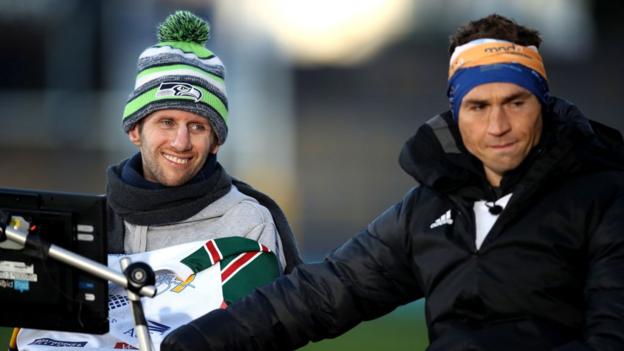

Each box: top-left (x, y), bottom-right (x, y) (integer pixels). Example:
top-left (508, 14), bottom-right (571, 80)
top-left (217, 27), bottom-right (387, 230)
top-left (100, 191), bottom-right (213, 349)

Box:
top-left (157, 169), bottom-right (198, 187)
top-left (158, 176), bottom-right (189, 187)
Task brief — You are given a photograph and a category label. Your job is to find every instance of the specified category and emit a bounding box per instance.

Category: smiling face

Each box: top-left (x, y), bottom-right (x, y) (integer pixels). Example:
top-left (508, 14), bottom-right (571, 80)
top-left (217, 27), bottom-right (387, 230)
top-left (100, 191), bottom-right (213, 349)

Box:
top-left (128, 109), bottom-right (219, 187)
top-left (458, 82), bottom-right (543, 186)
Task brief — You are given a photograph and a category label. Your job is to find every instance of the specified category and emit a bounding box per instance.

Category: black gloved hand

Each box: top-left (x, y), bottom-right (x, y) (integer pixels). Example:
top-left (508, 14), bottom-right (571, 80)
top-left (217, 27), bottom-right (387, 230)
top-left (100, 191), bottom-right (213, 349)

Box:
top-left (160, 309), bottom-right (244, 351)
top-left (161, 323), bottom-right (208, 351)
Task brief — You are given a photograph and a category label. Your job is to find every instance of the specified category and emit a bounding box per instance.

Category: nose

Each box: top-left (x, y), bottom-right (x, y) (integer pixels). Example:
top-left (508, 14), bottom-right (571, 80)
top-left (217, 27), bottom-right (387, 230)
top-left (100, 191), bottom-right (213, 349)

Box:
top-left (170, 125), bottom-right (192, 151)
top-left (487, 106), bottom-right (511, 136)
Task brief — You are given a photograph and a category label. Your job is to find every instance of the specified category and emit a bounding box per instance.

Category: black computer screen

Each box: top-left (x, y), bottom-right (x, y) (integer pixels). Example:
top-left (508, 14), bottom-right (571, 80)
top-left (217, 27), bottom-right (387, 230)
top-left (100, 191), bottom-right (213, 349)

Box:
top-left (0, 187), bottom-right (108, 334)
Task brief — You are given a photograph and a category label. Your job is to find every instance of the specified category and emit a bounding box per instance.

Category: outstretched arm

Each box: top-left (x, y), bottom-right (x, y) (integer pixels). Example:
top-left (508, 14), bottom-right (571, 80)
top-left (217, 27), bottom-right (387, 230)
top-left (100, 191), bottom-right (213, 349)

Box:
top-left (162, 194), bottom-right (424, 350)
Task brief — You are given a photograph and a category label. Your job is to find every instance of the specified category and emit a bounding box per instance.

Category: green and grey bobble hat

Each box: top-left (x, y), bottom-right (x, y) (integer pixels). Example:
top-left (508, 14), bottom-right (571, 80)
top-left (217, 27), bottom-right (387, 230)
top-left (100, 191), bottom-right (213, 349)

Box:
top-left (122, 11), bottom-right (228, 144)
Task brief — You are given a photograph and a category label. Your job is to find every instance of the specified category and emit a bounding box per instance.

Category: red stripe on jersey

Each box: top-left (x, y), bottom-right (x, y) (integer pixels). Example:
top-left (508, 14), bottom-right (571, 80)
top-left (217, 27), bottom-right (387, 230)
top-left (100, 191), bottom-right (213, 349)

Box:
top-left (205, 240), bottom-right (222, 264)
top-left (221, 252), bottom-right (261, 283)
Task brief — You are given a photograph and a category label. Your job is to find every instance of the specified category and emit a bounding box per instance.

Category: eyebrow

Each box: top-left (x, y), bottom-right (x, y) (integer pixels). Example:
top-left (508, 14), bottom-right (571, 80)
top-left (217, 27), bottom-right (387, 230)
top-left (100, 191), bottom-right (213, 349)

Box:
top-left (462, 91), bottom-right (532, 106)
top-left (190, 119), bottom-right (210, 125)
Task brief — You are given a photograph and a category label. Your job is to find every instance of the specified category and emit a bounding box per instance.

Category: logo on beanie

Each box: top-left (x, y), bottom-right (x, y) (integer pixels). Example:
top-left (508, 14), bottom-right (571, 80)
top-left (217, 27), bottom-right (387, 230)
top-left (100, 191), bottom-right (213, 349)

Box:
top-left (156, 82), bottom-right (203, 102)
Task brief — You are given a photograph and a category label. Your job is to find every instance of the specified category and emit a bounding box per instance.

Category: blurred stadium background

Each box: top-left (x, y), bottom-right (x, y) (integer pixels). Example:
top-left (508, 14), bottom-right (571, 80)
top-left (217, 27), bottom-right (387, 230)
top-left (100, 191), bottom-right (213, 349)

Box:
top-left (0, 0), bottom-right (623, 349)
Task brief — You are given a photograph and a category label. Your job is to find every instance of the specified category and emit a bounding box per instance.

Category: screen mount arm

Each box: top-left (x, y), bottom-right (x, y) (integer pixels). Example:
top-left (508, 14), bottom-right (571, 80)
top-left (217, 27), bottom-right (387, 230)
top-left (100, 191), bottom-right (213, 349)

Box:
top-left (0, 210), bottom-right (157, 351)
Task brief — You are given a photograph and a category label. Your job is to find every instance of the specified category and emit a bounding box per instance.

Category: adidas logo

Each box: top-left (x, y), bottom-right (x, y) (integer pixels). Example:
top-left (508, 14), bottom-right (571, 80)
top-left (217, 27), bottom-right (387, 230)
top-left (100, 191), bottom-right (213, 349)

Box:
top-left (430, 210), bottom-right (453, 229)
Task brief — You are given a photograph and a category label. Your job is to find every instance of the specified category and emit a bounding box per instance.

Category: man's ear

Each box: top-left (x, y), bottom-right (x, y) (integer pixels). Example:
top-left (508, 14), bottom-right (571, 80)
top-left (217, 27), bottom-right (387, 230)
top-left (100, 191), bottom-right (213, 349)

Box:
top-left (128, 124), bottom-right (141, 146)
top-left (210, 144), bottom-right (220, 155)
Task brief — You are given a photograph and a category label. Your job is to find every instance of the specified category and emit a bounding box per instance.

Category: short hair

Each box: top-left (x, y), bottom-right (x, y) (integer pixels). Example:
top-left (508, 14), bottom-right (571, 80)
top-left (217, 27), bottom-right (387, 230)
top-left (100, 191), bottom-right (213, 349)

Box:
top-left (448, 14), bottom-right (542, 55)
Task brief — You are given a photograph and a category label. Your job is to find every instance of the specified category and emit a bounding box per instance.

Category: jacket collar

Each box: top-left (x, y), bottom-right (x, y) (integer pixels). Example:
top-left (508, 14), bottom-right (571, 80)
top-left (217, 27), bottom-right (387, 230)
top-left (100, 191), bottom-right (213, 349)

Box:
top-left (399, 96), bottom-right (624, 200)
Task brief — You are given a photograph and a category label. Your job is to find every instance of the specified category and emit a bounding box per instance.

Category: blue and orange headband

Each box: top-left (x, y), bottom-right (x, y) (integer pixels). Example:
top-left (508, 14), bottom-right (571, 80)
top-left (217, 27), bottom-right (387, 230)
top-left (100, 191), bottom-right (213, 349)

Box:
top-left (447, 38), bottom-right (549, 120)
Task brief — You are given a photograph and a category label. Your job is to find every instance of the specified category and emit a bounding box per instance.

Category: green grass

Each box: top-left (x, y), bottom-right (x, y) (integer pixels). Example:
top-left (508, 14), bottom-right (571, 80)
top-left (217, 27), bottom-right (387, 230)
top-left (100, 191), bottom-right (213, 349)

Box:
top-left (0, 302), bottom-right (428, 350)
top-left (1, 327), bottom-right (11, 348)
top-left (299, 302), bottom-right (428, 350)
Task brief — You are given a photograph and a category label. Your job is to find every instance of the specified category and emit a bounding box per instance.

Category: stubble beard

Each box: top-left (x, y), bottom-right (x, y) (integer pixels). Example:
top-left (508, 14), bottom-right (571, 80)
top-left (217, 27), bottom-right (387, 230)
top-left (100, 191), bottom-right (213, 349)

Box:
top-left (142, 152), bottom-right (197, 187)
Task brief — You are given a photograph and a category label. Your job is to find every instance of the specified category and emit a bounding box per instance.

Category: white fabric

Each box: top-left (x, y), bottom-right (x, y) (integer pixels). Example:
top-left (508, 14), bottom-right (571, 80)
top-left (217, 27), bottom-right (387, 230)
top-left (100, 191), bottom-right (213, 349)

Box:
top-left (139, 46), bottom-right (223, 67)
top-left (473, 193), bottom-right (513, 250)
top-left (135, 68), bottom-right (226, 92)
top-left (17, 241), bottom-right (223, 351)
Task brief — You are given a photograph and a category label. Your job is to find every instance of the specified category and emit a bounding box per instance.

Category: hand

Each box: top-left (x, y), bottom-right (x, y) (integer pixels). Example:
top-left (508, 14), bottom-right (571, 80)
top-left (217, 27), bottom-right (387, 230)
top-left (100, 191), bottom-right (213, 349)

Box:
top-left (161, 323), bottom-right (208, 351)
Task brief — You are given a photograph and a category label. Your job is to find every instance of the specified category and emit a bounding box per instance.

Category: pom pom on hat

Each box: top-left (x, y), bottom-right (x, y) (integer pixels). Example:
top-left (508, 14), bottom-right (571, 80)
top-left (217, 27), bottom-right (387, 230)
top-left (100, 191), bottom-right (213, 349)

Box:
top-left (157, 10), bottom-right (210, 45)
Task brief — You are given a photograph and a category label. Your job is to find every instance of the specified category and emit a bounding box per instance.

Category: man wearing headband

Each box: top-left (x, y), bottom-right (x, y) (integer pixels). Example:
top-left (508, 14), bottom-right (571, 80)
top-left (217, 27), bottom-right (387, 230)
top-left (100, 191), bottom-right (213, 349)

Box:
top-left (162, 14), bottom-right (624, 351)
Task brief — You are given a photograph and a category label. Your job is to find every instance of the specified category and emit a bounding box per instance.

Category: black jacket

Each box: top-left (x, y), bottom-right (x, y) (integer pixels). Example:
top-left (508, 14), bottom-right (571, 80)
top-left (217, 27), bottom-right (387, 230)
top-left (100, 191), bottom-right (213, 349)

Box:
top-left (162, 98), bottom-right (624, 351)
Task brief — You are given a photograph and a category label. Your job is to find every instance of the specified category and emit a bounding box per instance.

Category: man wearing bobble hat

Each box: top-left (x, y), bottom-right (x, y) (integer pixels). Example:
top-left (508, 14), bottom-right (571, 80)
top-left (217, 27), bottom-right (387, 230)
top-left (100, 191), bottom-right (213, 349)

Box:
top-left (106, 11), bottom-right (301, 272)
top-left (162, 14), bottom-right (624, 351)
top-left (12, 10), bottom-right (301, 351)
